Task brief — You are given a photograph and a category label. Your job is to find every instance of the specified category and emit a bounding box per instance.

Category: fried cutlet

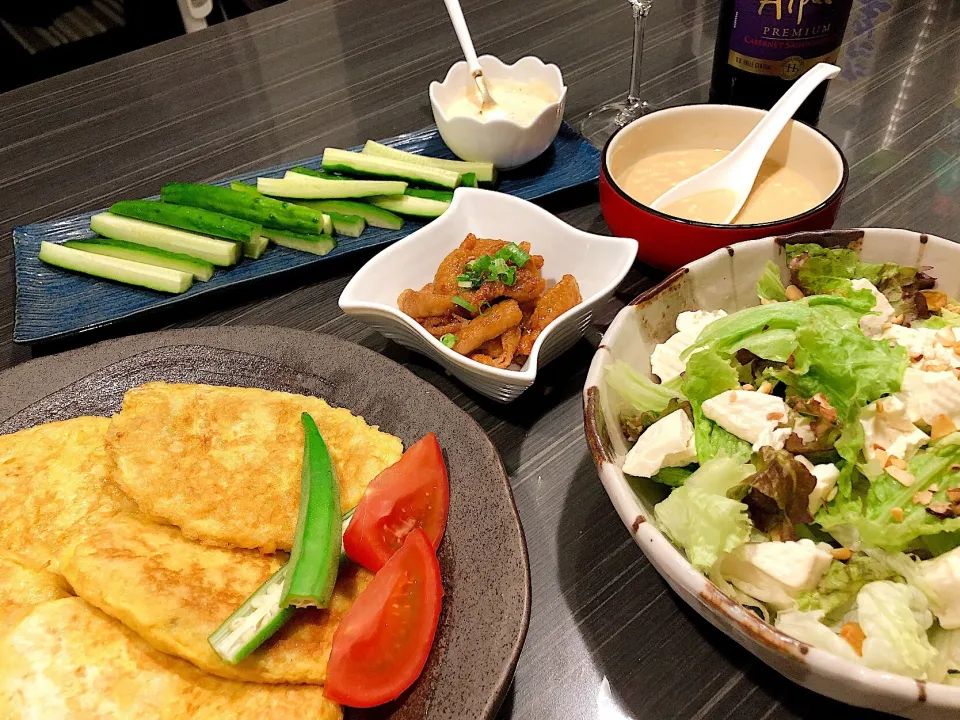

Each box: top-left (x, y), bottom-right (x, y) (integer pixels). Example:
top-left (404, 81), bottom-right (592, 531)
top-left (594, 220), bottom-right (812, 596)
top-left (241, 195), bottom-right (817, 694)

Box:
top-left (0, 417), bottom-right (134, 564)
top-left (60, 513), bottom-right (372, 684)
top-left (106, 382), bottom-right (403, 552)
top-left (0, 598), bottom-right (342, 720)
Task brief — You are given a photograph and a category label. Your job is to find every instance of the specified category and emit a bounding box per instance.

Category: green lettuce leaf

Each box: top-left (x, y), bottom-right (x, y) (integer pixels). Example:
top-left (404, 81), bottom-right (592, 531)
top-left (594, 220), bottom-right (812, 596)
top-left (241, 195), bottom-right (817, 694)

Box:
top-left (796, 555), bottom-right (896, 622)
top-left (654, 457), bottom-right (755, 570)
top-left (857, 580), bottom-right (937, 679)
top-left (818, 444), bottom-right (960, 552)
top-left (651, 466), bottom-right (695, 488)
top-left (606, 359), bottom-right (683, 413)
top-left (682, 349), bottom-right (751, 463)
top-left (774, 610), bottom-right (862, 663)
top-left (757, 261), bottom-right (788, 302)
top-left (731, 328), bottom-right (798, 363)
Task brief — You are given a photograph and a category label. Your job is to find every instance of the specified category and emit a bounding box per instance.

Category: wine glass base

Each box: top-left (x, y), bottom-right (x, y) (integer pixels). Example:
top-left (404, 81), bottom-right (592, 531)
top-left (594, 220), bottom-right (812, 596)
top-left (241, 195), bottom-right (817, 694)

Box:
top-left (580, 99), bottom-right (656, 149)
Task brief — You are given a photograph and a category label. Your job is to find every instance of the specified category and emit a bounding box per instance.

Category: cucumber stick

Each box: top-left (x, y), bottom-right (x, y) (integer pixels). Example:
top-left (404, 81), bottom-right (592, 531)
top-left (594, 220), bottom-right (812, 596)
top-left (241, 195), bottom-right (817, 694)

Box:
top-left (322, 148), bottom-right (461, 189)
top-left (161, 183), bottom-right (325, 235)
top-left (299, 200), bottom-right (402, 231)
top-left (230, 182), bottom-right (364, 236)
top-left (89, 213), bottom-right (240, 267)
top-left (258, 174), bottom-right (406, 200)
top-left (461, 172), bottom-right (479, 188)
top-left (405, 187), bottom-right (454, 203)
top-left (262, 229), bottom-right (337, 256)
top-left (361, 140), bottom-right (496, 184)
top-left (39, 242), bottom-right (193, 294)
top-left (290, 167), bottom-right (351, 181)
top-left (109, 200), bottom-right (262, 245)
top-left (369, 194), bottom-right (450, 218)
top-left (64, 238), bottom-right (215, 281)
top-left (327, 213), bottom-right (365, 238)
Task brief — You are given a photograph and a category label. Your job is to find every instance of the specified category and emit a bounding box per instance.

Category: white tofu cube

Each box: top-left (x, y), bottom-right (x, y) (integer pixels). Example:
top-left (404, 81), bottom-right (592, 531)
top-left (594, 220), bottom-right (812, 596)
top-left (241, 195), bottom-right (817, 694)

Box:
top-left (700, 390), bottom-right (792, 452)
top-left (622, 409), bottom-right (697, 478)
top-left (649, 310), bottom-right (727, 383)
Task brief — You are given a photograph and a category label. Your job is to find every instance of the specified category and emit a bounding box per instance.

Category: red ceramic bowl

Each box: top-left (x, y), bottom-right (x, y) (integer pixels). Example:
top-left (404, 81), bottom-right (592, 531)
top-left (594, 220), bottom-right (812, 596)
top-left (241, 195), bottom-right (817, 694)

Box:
top-left (600, 104), bottom-right (849, 271)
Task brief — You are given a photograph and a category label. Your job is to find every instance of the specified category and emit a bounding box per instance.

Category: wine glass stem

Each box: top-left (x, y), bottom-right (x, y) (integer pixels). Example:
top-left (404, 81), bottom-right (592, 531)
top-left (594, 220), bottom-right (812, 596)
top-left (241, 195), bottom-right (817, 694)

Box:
top-left (627, 0), bottom-right (652, 105)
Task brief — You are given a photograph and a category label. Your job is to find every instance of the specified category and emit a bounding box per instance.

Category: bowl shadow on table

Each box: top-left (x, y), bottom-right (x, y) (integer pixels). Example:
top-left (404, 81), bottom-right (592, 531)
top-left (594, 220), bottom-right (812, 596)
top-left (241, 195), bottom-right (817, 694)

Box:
top-left (26, 245), bottom-right (383, 361)
top-left (554, 459), bottom-right (899, 719)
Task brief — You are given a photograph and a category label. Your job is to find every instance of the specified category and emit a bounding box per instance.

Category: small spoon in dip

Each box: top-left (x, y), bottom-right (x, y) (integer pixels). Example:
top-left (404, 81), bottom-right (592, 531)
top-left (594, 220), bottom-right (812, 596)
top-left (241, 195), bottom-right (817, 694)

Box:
top-left (441, 0), bottom-right (506, 120)
top-left (649, 63), bottom-right (841, 225)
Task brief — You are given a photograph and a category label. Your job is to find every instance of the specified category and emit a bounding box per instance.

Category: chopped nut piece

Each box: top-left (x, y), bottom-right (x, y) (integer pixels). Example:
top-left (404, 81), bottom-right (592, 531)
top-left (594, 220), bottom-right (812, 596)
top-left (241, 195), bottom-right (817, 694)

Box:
top-left (873, 447), bottom-right (889, 467)
top-left (741, 384), bottom-right (755, 391)
top-left (932, 414), bottom-right (958, 441)
top-left (913, 490), bottom-right (934, 505)
top-left (891, 507), bottom-right (905, 522)
top-left (766, 412), bottom-right (784, 422)
top-left (886, 455), bottom-right (908, 470)
top-left (760, 298), bottom-right (774, 305)
top-left (937, 327), bottom-right (958, 347)
top-left (882, 322), bottom-right (893, 331)
top-left (831, 547), bottom-right (853, 561)
top-left (840, 622), bottom-right (866, 656)
top-left (892, 313), bottom-right (905, 326)
top-left (930, 484), bottom-right (941, 492)
top-left (887, 466), bottom-right (916, 487)
top-left (810, 393), bottom-right (838, 423)
top-left (910, 353), bottom-right (925, 363)
top-left (922, 290), bottom-right (949, 311)
top-left (728, 392), bottom-right (738, 404)
top-left (758, 381), bottom-right (774, 395)
top-left (927, 502), bottom-right (955, 519)
top-left (785, 285), bottom-right (805, 302)
top-left (889, 340), bottom-right (899, 348)
top-left (924, 361), bottom-right (950, 373)
top-left (948, 488), bottom-right (960, 504)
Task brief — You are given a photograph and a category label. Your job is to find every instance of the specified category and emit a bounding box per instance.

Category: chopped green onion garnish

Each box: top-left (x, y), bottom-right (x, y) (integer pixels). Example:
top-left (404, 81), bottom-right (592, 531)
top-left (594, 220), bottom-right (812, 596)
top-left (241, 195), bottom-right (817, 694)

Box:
top-left (439, 333), bottom-right (457, 348)
top-left (495, 243), bottom-right (530, 267)
top-left (501, 266), bottom-right (516, 285)
top-left (453, 296), bottom-right (477, 313)
top-left (457, 279), bottom-right (473, 288)
top-left (470, 256), bottom-right (493, 274)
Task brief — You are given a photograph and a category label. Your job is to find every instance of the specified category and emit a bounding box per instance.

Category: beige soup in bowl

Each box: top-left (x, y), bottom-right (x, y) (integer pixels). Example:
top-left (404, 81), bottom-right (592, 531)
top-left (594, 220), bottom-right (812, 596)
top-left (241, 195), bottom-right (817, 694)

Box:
top-left (608, 105), bottom-right (844, 226)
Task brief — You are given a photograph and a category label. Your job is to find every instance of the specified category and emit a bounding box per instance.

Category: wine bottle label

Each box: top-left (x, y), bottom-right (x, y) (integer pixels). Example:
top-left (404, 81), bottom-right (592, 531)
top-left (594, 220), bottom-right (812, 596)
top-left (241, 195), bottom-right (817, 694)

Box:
top-left (726, 0), bottom-right (854, 80)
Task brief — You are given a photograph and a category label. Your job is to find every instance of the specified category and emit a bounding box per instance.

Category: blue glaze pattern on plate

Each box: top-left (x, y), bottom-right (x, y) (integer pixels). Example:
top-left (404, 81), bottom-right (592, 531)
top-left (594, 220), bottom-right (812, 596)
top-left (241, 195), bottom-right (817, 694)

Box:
top-left (14, 122), bottom-right (599, 344)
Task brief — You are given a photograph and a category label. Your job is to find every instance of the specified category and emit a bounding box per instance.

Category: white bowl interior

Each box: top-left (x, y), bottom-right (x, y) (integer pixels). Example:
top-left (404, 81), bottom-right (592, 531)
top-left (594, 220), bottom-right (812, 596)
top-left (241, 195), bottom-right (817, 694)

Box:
top-left (587, 228), bottom-right (960, 717)
top-left (430, 55), bottom-right (566, 122)
top-left (606, 105), bottom-right (844, 214)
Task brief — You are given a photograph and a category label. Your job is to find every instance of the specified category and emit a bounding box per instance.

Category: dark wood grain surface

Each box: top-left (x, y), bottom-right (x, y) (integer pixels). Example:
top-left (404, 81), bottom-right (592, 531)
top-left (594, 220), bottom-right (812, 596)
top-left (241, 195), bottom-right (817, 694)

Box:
top-left (2, 0), bottom-right (960, 718)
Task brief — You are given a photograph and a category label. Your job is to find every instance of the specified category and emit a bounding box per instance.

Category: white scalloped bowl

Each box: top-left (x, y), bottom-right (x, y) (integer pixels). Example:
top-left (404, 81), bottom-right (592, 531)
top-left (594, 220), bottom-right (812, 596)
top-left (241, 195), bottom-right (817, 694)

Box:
top-left (583, 228), bottom-right (960, 718)
top-left (340, 188), bottom-right (636, 402)
top-left (429, 55), bottom-right (567, 170)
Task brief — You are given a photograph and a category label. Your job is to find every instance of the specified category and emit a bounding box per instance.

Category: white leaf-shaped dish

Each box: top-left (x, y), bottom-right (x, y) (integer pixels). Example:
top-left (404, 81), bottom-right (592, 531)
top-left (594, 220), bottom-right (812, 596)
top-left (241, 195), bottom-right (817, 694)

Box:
top-left (340, 188), bottom-right (637, 402)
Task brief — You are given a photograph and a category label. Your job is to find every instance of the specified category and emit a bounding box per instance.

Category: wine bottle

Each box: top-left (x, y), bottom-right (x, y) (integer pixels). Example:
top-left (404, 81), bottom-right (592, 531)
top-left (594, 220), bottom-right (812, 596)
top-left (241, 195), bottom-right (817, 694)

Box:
top-left (709, 0), bottom-right (854, 125)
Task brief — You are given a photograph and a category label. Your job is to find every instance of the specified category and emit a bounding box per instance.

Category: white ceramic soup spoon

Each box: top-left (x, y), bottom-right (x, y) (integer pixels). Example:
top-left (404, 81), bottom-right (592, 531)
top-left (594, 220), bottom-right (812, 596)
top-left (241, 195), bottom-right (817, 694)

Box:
top-left (441, 0), bottom-right (506, 120)
top-left (649, 62), bottom-right (841, 224)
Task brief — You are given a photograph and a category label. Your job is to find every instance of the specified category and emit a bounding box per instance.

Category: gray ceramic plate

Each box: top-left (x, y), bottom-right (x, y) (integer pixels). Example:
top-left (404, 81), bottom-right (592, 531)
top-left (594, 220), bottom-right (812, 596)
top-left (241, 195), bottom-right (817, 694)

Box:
top-left (0, 326), bottom-right (531, 720)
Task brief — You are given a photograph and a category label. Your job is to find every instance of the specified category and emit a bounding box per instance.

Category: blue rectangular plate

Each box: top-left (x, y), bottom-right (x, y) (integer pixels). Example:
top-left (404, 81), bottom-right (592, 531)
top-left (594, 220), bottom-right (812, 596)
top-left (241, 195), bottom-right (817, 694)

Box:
top-left (13, 122), bottom-right (599, 344)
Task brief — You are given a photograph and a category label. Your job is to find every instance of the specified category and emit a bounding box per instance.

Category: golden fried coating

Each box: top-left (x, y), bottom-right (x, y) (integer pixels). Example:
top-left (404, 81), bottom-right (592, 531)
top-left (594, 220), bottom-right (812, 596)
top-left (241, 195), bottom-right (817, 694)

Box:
top-left (421, 315), bottom-right (470, 337)
top-left (518, 274), bottom-right (582, 355)
top-left (0, 598), bottom-right (342, 720)
top-left (60, 513), bottom-right (371, 685)
top-left (106, 383), bottom-right (402, 551)
top-left (398, 288), bottom-right (455, 318)
top-left (453, 299), bottom-right (523, 355)
top-left (0, 552), bottom-right (70, 619)
top-left (0, 417), bottom-right (133, 564)
top-left (469, 326), bottom-right (522, 369)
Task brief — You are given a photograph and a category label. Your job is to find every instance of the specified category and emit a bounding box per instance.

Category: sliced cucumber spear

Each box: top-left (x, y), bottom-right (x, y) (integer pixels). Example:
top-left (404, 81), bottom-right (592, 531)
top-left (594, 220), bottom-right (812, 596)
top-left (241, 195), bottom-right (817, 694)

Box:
top-left (207, 509), bottom-right (355, 665)
top-left (361, 140), bottom-right (496, 184)
top-left (368, 194), bottom-right (450, 219)
top-left (257, 174), bottom-right (407, 200)
top-left (231, 182), bottom-right (366, 237)
top-left (235, 182), bottom-right (403, 231)
top-left (89, 213), bottom-right (240, 267)
top-left (322, 148), bottom-right (462, 190)
top-left (405, 187), bottom-right (454, 203)
top-left (327, 212), bottom-right (365, 238)
top-left (109, 200), bottom-right (263, 246)
top-left (161, 183), bottom-right (326, 236)
top-left (39, 241), bottom-right (193, 294)
top-left (460, 172), bottom-right (479, 188)
top-left (289, 167), bottom-right (354, 181)
top-left (261, 229), bottom-right (337, 256)
top-left (64, 238), bottom-right (215, 281)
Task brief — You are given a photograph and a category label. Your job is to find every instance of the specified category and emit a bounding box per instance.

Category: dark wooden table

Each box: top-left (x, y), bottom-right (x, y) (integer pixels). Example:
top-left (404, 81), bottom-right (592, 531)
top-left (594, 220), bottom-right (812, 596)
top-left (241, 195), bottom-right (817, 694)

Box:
top-left (2, 0), bottom-right (959, 717)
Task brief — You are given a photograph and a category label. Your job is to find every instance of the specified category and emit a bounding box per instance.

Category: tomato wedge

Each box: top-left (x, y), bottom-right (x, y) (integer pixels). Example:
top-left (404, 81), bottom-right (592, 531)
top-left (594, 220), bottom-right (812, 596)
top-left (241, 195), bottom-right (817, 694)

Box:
top-left (343, 432), bottom-right (449, 572)
top-left (324, 528), bottom-right (443, 708)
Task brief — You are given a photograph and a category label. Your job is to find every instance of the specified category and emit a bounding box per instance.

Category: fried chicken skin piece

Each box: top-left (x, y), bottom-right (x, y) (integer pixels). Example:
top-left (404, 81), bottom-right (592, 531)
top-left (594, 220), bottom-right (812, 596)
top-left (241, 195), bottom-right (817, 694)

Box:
top-left (398, 289), bottom-right (455, 318)
top-left (518, 274), bottom-right (582, 355)
top-left (453, 300), bottom-right (523, 355)
top-left (469, 326), bottom-right (522, 369)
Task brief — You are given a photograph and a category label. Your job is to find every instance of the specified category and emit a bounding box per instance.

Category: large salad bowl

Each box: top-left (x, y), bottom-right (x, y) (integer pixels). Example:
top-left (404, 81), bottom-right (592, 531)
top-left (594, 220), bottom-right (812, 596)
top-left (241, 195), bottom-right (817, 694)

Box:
top-left (583, 228), bottom-right (960, 718)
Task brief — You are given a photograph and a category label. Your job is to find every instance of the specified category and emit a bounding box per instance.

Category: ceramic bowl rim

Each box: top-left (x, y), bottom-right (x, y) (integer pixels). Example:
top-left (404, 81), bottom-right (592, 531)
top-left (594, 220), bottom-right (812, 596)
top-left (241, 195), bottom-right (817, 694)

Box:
top-left (429, 54), bottom-right (569, 131)
top-left (339, 187), bottom-right (637, 384)
top-left (600, 103), bottom-right (850, 230)
top-left (583, 228), bottom-right (960, 713)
